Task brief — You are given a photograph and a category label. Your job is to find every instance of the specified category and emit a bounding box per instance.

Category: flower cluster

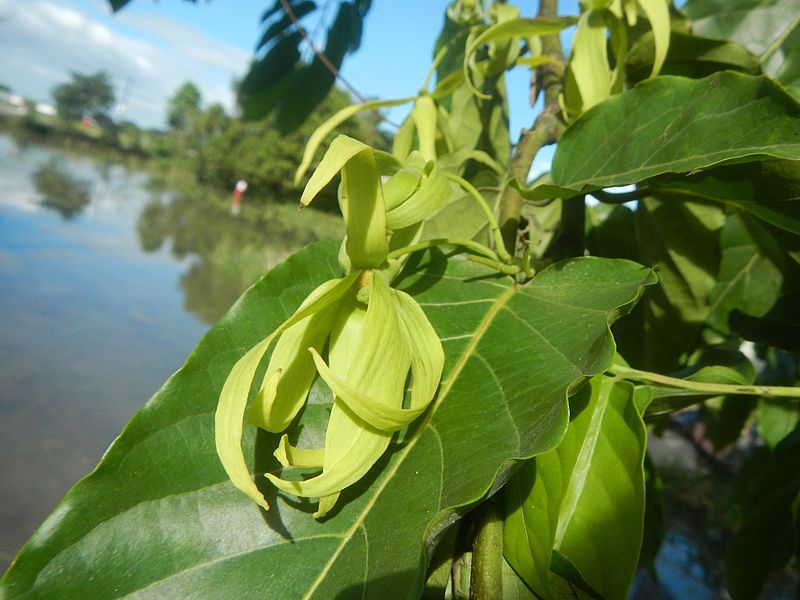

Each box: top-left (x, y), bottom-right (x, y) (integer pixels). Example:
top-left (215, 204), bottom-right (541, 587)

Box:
top-left (215, 136), bottom-right (447, 517)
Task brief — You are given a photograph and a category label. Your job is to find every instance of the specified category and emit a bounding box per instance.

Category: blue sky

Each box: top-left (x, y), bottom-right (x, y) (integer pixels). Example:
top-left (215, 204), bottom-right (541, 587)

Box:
top-left (0, 0), bottom-right (578, 158)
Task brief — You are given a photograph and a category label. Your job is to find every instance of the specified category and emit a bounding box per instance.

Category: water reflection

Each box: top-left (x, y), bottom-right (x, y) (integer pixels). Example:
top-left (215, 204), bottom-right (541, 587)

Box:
top-left (135, 185), bottom-right (342, 324)
top-left (32, 159), bottom-right (91, 219)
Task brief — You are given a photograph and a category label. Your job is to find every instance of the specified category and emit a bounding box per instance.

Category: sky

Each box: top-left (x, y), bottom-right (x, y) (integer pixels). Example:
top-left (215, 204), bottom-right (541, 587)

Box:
top-left (0, 0), bottom-right (579, 160)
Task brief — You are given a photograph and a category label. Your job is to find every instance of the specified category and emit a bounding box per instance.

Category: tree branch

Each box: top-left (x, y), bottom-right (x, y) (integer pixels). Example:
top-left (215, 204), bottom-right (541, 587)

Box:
top-left (470, 500), bottom-right (504, 600)
top-left (497, 0), bottom-right (566, 255)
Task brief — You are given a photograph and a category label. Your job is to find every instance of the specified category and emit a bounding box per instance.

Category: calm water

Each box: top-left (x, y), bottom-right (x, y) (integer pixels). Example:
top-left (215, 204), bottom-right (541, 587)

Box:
top-left (0, 133), bottom-right (340, 569)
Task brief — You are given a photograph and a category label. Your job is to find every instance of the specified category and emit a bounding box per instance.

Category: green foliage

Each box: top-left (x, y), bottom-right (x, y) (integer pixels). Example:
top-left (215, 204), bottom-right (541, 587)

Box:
top-left (162, 85), bottom-right (388, 209)
top-left (6, 1), bottom-right (800, 599)
top-left (52, 71), bottom-right (115, 122)
top-left (166, 82), bottom-right (201, 130)
top-left (238, 0), bottom-right (373, 130)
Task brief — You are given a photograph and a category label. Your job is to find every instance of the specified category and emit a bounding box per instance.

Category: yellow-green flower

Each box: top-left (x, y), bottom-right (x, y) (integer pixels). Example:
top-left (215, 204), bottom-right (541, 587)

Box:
top-left (215, 268), bottom-right (443, 517)
top-left (215, 135), bottom-right (447, 517)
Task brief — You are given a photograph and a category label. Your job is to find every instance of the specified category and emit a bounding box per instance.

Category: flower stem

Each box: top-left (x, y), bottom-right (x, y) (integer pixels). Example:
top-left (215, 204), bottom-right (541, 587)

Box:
top-left (387, 237), bottom-right (499, 261)
top-left (442, 172), bottom-right (511, 263)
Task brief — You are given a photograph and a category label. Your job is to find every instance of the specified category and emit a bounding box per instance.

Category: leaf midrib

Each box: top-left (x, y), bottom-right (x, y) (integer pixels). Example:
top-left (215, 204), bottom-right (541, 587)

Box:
top-left (554, 388), bottom-right (608, 548)
top-left (301, 284), bottom-right (518, 599)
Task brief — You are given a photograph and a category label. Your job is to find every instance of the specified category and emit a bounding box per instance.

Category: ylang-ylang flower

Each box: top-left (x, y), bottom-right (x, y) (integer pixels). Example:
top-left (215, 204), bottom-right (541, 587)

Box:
top-left (215, 136), bottom-right (446, 517)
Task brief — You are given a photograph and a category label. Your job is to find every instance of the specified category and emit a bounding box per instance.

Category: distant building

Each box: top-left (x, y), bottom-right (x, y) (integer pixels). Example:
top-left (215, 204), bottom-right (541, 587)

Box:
top-left (35, 103), bottom-right (57, 116)
top-left (0, 91), bottom-right (26, 116)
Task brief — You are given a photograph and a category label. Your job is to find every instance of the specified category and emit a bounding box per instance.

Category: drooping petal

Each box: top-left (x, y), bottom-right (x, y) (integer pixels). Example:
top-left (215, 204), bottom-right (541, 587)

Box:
top-left (382, 166), bottom-right (424, 211)
top-left (309, 347), bottom-right (424, 431)
top-left (394, 287), bottom-right (445, 414)
top-left (294, 96), bottom-right (416, 187)
top-left (316, 493), bottom-right (341, 518)
top-left (569, 9), bottom-right (612, 112)
top-left (637, 0), bottom-right (670, 78)
top-left (214, 272), bottom-right (358, 510)
top-left (411, 95), bottom-right (438, 161)
top-left (300, 135), bottom-right (388, 269)
top-left (249, 302), bottom-right (338, 433)
top-left (340, 151), bottom-right (389, 268)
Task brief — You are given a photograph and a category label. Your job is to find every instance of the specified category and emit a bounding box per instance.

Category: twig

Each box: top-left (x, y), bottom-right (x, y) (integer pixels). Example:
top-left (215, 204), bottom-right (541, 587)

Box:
top-left (496, 0), bottom-right (566, 255)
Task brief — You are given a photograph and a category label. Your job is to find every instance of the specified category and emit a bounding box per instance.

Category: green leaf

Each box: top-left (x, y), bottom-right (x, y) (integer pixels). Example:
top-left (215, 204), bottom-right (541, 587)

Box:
top-left (551, 73), bottom-right (800, 191)
top-left (775, 41), bottom-right (800, 99)
top-left (726, 426), bottom-right (800, 600)
top-left (730, 293), bottom-right (800, 351)
top-left (639, 455), bottom-right (665, 579)
top-left (629, 196), bottom-right (723, 370)
top-left (503, 377), bottom-right (647, 600)
top-left (256, 1), bottom-right (316, 51)
top-left (626, 31), bottom-right (761, 85)
top-left (682, 0), bottom-right (800, 65)
top-left (648, 159), bottom-right (800, 236)
top-left (108, 0), bottom-right (132, 11)
top-left (758, 398), bottom-right (800, 447)
top-left (0, 243), bottom-right (655, 598)
top-left (707, 214), bottom-right (783, 333)
top-left (501, 558), bottom-right (538, 599)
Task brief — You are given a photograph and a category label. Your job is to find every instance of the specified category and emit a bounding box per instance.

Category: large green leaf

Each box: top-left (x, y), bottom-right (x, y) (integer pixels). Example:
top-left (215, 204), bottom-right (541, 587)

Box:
top-left (551, 73), bottom-right (800, 192)
top-left (629, 197), bottom-right (723, 371)
top-left (682, 0), bottom-right (799, 66)
top-left (0, 242), bottom-right (654, 599)
top-left (503, 378), bottom-right (647, 600)
top-left (682, 0), bottom-right (800, 99)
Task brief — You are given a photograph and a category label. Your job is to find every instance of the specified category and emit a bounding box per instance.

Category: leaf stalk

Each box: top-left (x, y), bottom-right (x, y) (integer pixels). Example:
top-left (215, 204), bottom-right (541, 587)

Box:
top-left (610, 365), bottom-right (800, 400)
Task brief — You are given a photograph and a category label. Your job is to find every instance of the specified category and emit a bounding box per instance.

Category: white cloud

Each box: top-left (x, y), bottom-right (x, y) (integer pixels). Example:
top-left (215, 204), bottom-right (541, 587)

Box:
top-left (0, 0), bottom-right (250, 128)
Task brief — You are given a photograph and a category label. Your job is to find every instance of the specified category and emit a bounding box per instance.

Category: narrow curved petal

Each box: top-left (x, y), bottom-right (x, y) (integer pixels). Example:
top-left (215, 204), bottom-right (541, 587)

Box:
top-left (637, 0), bottom-right (670, 77)
top-left (394, 288), bottom-right (445, 412)
top-left (411, 95), bottom-right (438, 161)
top-left (382, 166), bottom-right (423, 211)
top-left (274, 434), bottom-right (324, 469)
top-left (315, 493), bottom-right (341, 518)
top-left (249, 303), bottom-right (338, 433)
top-left (301, 135), bottom-right (388, 268)
top-left (215, 337), bottom-right (277, 510)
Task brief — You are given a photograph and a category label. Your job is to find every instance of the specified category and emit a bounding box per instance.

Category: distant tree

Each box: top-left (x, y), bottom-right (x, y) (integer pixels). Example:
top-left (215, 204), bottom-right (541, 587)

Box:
top-left (166, 82), bottom-right (201, 130)
top-left (52, 71), bottom-right (115, 122)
